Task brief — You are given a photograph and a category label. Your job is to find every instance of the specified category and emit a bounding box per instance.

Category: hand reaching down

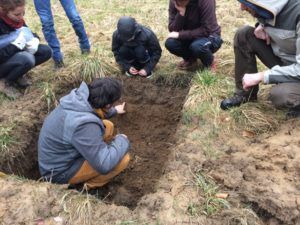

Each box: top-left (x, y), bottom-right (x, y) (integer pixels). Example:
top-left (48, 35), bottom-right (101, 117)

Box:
top-left (115, 102), bottom-right (126, 114)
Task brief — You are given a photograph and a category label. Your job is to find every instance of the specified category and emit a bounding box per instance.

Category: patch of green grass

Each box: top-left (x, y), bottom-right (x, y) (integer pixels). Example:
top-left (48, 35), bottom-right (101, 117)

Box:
top-left (193, 69), bottom-right (218, 87)
top-left (0, 125), bottom-right (18, 155)
top-left (39, 82), bottom-right (57, 112)
top-left (187, 203), bottom-right (201, 216)
top-left (188, 172), bottom-right (230, 217)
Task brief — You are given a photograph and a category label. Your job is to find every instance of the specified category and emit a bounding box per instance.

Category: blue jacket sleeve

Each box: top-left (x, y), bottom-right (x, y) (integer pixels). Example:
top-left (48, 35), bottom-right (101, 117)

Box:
top-left (71, 122), bottom-right (130, 174)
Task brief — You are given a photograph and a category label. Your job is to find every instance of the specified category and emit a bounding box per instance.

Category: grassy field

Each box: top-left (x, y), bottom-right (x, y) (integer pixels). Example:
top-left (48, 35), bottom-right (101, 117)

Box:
top-left (0, 0), bottom-right (293, 224)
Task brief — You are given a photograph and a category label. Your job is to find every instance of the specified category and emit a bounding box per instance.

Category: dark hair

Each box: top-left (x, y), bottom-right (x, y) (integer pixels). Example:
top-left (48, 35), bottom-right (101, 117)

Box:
top-left (0, 0), bottom-right (25, 13)
top-left (88, 77), bottom-right (122, 109)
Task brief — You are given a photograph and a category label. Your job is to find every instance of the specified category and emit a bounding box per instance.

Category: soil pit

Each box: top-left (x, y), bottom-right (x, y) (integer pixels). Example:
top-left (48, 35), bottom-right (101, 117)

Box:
top-left (94, 77), bottom-right (189, 208)
top-left (2, 76), bottom-right (190, 210)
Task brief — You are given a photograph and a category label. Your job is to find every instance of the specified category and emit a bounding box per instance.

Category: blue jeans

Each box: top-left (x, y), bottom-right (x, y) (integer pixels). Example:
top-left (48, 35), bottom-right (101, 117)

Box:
top-left (165, 35), bottom-right (223, 67)
top-left (34, 0), bottom-right (90, 62)
top-left (0, 45), bottom-right (52, 83)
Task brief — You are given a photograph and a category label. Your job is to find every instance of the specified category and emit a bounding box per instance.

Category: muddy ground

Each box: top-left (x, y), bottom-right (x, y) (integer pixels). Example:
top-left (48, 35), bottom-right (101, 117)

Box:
top-left (0, 77), bottom-right (299, 225)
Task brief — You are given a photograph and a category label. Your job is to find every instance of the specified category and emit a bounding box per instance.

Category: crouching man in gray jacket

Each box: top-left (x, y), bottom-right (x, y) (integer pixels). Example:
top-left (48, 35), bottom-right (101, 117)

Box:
top-left (220, 0), bottom-right (300, 118)
top-left (38, 77), bottom-right (130, 189)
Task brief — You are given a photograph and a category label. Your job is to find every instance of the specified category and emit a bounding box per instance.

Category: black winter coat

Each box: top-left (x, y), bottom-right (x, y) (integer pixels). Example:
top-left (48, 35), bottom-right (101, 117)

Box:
top-left (112, 25), bottom-right (162, 74)
top-left (0, 19), bottom-right (20, 64)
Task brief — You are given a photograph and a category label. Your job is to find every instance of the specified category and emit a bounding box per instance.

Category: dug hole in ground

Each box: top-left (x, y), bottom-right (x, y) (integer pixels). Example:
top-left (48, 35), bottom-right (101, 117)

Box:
top-left (0, 76), bottom-right (299, 225)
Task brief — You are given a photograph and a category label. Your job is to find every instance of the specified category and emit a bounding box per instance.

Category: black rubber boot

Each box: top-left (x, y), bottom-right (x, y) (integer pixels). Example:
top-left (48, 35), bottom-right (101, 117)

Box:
top-left (220, 94), bottom-right (257, 110)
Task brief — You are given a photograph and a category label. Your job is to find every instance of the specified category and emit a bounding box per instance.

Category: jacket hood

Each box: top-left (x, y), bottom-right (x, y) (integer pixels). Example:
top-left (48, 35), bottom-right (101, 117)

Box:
top-left (60, 82), bottom-right (94, 113)
top-left (117, 16), bottom-right (139, 41)
top-left (239, 0), bottom-right (289, 25)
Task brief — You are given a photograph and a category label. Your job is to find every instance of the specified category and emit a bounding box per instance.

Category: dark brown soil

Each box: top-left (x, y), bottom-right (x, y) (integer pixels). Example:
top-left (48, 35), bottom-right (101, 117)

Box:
top-left (0, 76), bottom-right (189, 209)
top-left (94, 77), bottom-right (189, 208)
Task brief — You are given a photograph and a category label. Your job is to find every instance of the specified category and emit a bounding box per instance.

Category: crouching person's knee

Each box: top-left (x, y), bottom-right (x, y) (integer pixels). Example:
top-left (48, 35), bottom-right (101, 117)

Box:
top-left (269, 83), bottom-right (300, 109)
top-left (234, 26), bottom-right (255, 48)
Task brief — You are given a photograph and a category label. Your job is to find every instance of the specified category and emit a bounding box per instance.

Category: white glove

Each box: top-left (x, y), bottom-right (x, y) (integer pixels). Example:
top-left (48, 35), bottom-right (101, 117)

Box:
top-left (19, 26), bottom-right (34, 42)
top-left (11, 31), bottom-right (26, 50)
top-left (25, 37), bottom-right (40, 54)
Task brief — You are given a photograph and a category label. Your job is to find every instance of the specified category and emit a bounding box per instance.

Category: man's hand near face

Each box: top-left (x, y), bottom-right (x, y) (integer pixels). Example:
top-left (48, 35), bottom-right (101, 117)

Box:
top-left (174, 1), bottom-right (187, 16)
top-left (254, 24), bottom-right (271, 45)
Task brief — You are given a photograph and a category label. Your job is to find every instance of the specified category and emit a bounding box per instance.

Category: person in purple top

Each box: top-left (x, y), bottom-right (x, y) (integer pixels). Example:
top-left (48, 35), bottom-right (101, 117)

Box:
top-left (165, 0), bottom-right (222, 71)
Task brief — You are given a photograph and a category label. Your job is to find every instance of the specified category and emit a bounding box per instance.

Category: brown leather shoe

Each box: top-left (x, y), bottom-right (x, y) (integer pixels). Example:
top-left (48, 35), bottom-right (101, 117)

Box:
top-left (177, 59), bottom-right (196, 70)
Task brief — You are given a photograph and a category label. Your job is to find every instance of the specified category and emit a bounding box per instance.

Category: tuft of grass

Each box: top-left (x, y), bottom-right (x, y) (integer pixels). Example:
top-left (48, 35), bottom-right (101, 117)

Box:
top-left (188, 171), bottom-right (230, 216)
top-left (0, 125), bottom-right (19, 155)
top-left (78, 56), bottom-right (107, 82)
top-left (226, 208), bottom-right (264, 225)
top-left (229, 103), bottom-right (280, 133)
top-left (187, 203), bottom-right (201, 216)
top-left (39, 82), bottom-right (57, 112)
top-left (60, 191), bottom-right (95, 225)
top-left (193, 69), bottom-right (218, 87)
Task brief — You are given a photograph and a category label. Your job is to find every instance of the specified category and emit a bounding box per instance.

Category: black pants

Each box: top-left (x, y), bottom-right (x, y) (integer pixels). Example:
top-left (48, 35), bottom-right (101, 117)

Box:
top-left (234, 26), bottom-right (300, 109)
top-left (0, 44), bottom-right (52, 83)
top-left (165, 35), bottom-right (222, 67)
top-left (119, 45), bottom-right (150, 70)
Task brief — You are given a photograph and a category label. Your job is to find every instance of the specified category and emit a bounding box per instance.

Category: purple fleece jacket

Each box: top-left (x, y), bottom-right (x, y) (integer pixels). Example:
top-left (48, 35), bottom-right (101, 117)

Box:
top-left (168, 0), bottom-right (221, 40)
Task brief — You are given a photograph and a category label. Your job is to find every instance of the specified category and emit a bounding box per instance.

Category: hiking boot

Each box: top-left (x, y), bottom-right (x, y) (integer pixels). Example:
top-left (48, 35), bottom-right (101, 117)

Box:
top-left (220, 94), bottom-right (257, 110)
top-left (16, 76), bottom-right (32, 89)
top-left (177, 59), bottom-right (196, 70)
top-left (286, 106), bottom-right (300, 119)
top-left (54, 59), bottom-right (64, 69)
top-left (0, 80), bottom-right (22, 99)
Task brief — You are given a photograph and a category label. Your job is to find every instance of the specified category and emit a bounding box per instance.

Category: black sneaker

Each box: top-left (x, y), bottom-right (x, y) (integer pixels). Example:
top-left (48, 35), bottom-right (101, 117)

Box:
top-left (145, 72), bottom-right (153, 79)
top-left (81, 48), bottom-right (91, 55)
top-left (220, 94), bottom-right (257, 110)
top-left (54, 60), bottom-right (64, 69)
top-left (16, 77), bottom-right (32, 89)
top-left (0, 79), bottom-right (22, 99)
top-left (125, 71), bottom-right (136, 77)
top-left (286, 106), bottom-right (300, 119)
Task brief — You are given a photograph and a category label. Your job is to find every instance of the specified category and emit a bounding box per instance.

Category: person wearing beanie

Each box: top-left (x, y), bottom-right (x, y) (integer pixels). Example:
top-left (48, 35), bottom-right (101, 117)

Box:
top-left (38, 78), bottom-right (130, 189)
top-left (220, 0), bottom-right (300, 118)
top-left (165, 0), bottom-right (222, 71)
top-left (112, 16), bottom-right (162, 78)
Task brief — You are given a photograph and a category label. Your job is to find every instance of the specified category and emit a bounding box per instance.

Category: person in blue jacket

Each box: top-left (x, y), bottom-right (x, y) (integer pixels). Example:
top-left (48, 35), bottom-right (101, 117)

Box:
top-left (38, 77), bottom-right (130, 190)
top-left (0, 0), bottom-right (52, 98)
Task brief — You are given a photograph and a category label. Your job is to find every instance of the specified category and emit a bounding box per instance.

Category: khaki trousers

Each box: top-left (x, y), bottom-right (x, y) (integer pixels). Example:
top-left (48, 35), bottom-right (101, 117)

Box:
top-left (69, 119), bottom-right (130, 189)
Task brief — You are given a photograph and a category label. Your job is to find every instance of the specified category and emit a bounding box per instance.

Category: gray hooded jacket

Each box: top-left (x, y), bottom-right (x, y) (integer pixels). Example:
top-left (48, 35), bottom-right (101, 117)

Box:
top-left (247, 0), bottom-right (300, 84)
top-left (38, 82), bottom-right (130, 184)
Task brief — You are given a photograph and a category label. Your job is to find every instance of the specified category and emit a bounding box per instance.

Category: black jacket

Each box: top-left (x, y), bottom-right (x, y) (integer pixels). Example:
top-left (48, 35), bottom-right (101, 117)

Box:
top-left (112, 25), bottom-right (162, 74)
top-left (0, 19), bottom-right (20, 64)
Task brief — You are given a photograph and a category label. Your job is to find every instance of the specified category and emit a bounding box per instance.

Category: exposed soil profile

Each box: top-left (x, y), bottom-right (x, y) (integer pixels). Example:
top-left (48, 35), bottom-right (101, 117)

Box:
top-left (94, 77), bottom-right (190, 208)
top-left (0, 76), bottom-right (190, 209)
